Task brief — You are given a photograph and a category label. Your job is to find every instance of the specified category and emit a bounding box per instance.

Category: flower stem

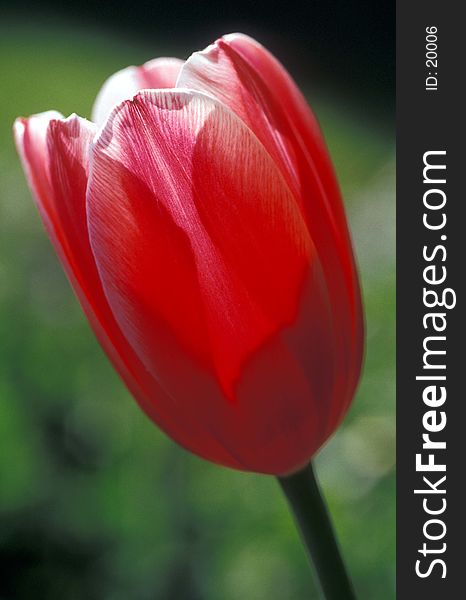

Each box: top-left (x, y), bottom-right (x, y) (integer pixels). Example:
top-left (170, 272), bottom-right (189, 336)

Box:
top-left (278, 461), bottom-right (356, 600)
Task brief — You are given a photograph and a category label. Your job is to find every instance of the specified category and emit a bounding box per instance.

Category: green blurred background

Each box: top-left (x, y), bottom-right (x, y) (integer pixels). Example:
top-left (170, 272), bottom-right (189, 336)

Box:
top-left (0, 6), bottom-right (394, 599)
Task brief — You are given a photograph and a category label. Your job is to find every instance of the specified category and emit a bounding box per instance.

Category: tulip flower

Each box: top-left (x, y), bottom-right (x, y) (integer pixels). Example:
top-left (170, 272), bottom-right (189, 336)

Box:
top-left (14, 33), bottom-right (363, 599)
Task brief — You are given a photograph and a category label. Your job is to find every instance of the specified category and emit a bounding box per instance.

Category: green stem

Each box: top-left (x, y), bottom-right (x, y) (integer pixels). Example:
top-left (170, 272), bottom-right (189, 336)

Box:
top-left (278, 462), bottom-right (356, 600)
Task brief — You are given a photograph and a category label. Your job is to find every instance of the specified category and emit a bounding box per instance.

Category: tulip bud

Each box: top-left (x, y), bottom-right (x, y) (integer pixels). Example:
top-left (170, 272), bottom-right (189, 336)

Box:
top-left (14, 33), bottom-right (363, 475)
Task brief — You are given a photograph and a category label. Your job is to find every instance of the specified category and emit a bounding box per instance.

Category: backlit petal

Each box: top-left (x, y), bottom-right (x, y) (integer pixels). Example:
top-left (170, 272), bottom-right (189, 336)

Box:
top-left (178, 34), bottom-right (363, 427)
top-left (15, 112), bottom-right (241, 469)
top-left (92, 57), bottom-right (184, 125)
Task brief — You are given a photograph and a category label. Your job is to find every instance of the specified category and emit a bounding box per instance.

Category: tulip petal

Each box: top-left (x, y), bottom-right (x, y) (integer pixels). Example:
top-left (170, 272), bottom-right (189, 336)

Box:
top-left (178, 34), bottom-right (364, 426)
top-left (87, 90), bottom-right (334, 472)
top-left (92, 57), bottom-right (184, 126)
top-left (14, 112), bottom-right (243, 469)
top-left (14, 111), bottom-right (63, 233)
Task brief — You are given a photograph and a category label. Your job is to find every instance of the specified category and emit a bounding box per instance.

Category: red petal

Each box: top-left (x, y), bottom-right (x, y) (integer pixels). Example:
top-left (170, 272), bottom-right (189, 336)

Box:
top-left (87, 90), bottom-right (333, 473)
top-left (15, 112), bottom-right (241, 469)
top-left (92, 57), bottom-right (184, 125)
top-left (178, 33), bottom-right (364, 429)
top-left (14, 112), bottom-right (63, 233)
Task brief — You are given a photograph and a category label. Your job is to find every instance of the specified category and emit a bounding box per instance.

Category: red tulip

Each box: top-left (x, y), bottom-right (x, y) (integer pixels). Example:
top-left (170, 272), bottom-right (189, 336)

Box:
top-left (14, 34), bottom-right (363, 475)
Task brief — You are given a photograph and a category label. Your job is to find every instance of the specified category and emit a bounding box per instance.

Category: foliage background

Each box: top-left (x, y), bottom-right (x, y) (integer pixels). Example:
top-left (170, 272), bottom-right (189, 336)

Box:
top-left (0, 3), bottom-right (394, 598)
